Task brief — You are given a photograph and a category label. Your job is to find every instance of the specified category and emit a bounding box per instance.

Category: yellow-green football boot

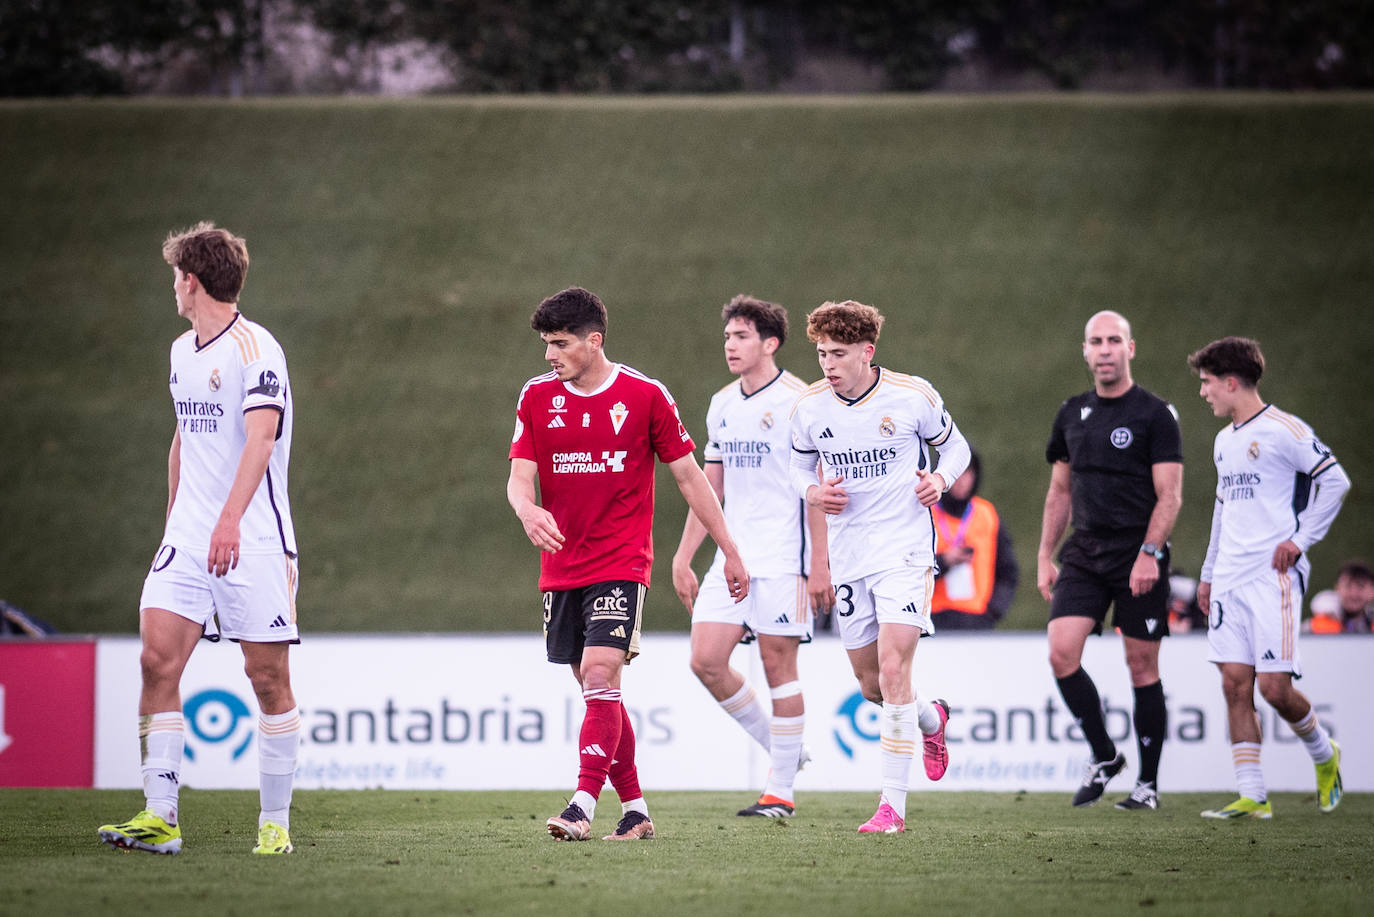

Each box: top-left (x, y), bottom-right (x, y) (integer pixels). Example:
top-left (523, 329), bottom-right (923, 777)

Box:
top-left (98, 809), bottom-right (183, 854)
top-left (1201, 797), bottom-right (1272, 820)
top-left (253, 821), bottom-right (294, 854)
top-left (1316, 740), bottom-right (1342, 813)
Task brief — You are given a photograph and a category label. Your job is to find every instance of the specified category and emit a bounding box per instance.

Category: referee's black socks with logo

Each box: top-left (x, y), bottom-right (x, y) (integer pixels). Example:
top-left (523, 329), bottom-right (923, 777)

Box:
top-left (1056, 667), bottom-right (1117, 764)
top-left (1132, 680), bottom-right (1167, 786)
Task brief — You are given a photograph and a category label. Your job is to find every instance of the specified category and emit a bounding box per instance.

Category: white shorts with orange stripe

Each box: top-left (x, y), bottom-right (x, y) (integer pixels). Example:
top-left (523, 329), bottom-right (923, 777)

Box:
top-left (1205, 570), bottom-right (1302, 676)
top-left (831, 565), bottom-right (935, 650)
top-left (139, 541), bottom-right (300, 643)
top-left (691, 562), bottom-right (811, 639)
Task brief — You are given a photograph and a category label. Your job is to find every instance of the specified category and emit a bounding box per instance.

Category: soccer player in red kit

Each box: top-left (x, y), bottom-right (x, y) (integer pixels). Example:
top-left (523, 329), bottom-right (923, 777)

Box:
top-left (508, 287), bottom-right (750, 841)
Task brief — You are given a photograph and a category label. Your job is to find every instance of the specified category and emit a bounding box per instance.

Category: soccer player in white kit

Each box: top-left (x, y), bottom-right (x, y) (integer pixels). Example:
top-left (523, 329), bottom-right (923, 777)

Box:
top-left (672, 295), bottom-right (830, 817)
top-left (99, 223), bottom-right (301, 855)
top-left (789, 300), bottom-right (969, 834)
top-left (1189, 337), bottom-right (1349, 819)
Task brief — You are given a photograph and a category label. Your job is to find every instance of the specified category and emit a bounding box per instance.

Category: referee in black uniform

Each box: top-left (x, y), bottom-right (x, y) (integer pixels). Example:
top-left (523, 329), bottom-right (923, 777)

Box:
top-left (1038, 310), bottom-right (1183, 811)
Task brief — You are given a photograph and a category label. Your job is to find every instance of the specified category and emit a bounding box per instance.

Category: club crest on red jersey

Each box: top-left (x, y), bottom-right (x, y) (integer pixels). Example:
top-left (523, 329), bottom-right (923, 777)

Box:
top-left (610, 401), bottom-right (629, 434)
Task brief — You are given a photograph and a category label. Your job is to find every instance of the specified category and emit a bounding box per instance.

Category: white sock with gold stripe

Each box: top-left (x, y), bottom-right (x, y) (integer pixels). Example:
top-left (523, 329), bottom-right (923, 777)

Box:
top-left (140, 712), bottom-right (184, 825)
top-left (719, 681), bottom-right (771, 750)
top-left (764, 714), bottom-right (805, 802)
top-left (880, 702), bottom-right (917, 819)
top-left (1289, 710), bottom-right (1334, 764)
top-left (258, 708), bottom-right (301, 829)
top-left (1231, 741), bottom-right (1265, 802)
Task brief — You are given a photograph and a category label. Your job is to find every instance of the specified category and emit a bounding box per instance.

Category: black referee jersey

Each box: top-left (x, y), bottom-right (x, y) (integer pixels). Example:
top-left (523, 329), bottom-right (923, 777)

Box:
top-left (1046, 384), bottom-right (1183, 539)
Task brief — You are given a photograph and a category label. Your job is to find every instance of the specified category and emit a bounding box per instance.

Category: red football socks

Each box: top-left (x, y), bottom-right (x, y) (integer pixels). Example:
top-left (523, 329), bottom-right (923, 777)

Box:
top-left (576, 689), bottom-right (623, 798)
top-left (607, 702), bottom-right (642, 802)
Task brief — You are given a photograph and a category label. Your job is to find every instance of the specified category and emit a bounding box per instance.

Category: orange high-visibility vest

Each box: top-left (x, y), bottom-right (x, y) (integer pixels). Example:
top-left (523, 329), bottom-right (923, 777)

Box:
top-left (932, 497), bottom-right (999, 615)
top-left (1309, 614), bottom-right (1342, 634)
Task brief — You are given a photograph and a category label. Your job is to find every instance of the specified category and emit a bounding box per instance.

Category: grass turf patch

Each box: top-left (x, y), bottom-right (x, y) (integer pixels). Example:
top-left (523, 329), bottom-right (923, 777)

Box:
top-left (1, 788), bottom-right (1369, 916)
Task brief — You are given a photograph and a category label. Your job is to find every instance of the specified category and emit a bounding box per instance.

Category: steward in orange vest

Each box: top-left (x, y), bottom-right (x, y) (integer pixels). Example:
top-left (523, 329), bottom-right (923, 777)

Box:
top-left (931, 451), bottom-right (1018, 630)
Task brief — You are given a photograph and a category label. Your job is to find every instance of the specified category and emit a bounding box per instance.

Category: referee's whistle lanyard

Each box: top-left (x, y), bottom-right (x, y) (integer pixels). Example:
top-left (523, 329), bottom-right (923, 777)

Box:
top-left (934, 504), bottom-right (974, 549)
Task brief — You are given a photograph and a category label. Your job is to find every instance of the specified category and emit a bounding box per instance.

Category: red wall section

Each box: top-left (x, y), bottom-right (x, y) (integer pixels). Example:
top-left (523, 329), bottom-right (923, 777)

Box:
top-left (0, 641), bottom-right (96, 787)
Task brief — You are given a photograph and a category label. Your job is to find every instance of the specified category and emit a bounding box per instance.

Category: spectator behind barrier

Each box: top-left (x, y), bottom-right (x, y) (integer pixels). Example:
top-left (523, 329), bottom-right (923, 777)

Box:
top-left (1167, 572), bottom-right (1207, 633)
top-left (931, 450), bottom-right (1019, 631)
top-left (1306, 559), bottom-right (1374, 634)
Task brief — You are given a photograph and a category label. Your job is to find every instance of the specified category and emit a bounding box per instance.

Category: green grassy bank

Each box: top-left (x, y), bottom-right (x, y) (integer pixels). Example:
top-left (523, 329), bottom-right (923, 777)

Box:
top-left (2, 95), bottom-right (1371, 634)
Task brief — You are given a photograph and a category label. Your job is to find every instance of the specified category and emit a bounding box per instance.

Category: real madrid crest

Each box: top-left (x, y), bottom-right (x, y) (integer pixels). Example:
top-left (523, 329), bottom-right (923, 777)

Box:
top-left (879, 416), bottom-right (896, 437)
top-left (760, 412), bottom-right (774, 430)
top-left (1248, 441), bottom-right (1260, 460)
top-left (209, 368), bottom-right (222, 392)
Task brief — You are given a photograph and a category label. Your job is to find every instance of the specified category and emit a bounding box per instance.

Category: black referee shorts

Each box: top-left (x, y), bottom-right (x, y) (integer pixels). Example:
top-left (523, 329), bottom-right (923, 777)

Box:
top-left (1049, 534), bottom-right (1170, 641)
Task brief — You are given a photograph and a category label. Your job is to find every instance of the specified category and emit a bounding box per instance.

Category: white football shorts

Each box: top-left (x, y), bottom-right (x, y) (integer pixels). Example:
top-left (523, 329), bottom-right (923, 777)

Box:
top-left (691, 558), bottom-right (811, 639)
top-left (831, 565), bottom-right (935, 650)
top-left (1206, 569), bottom-right (1303, 676)
top-left (139, 542), bottom-right (300, 643)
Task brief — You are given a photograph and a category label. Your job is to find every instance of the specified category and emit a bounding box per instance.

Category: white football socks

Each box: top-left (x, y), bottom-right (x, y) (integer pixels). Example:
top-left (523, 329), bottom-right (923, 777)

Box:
top-left (571, 790), bottom-right (597, 822)
top-left (719, 681), bottom-right (772, 750)
top-left (1231, 742), bottom-right (1265, 802)
top-left (258, 708), bottom-right (301, 829)
top-left (1289, 710), bottom-right (1335, 764)
top-left (764, 714), bottom-right (806, 802)
top-left (916, 697), bottom-right (942, 735)
top-left (880, 702), bottom-right (917, 819)
top-left (140, 712), bottom-right (184, 825)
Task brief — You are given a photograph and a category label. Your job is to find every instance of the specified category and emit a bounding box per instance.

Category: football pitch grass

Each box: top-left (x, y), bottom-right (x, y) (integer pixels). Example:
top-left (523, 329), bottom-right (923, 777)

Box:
top-left (1, 789), bottom-right (1368, 916)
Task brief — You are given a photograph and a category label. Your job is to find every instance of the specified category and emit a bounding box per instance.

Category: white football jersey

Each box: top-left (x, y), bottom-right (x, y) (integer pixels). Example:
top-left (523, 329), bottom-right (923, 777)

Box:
top-left (1203, 405), bottom-right (1343, 592)
top-left (790, 367), bottom-right (969, 581)
top-left (162, 314), bottom-right (297, 557)
top-left (703, 369), bottom-right (810, 577)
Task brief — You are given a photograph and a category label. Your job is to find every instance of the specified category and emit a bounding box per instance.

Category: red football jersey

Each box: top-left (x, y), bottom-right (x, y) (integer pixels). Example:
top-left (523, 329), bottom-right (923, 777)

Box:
top-left (510, 363), bottom-right (696, 591)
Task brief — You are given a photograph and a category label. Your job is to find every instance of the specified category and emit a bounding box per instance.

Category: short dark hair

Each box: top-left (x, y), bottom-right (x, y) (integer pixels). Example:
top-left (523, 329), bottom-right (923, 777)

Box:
top-left (531, 287), bottom-right (607, 337)
top-left (162, 221), bottom-right (249, 303)
top-left (1338, 559), bottom-right (1374, 584)
top-left (721, 294), bottom-right (788, 346)
top-left (1187, 336), bottom-right (1265, 387)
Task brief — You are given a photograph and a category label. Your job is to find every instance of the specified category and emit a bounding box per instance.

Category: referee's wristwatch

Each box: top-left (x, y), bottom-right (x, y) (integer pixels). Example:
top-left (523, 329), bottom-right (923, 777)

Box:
top-left (1140, 542), bottom-right (1165, 561)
